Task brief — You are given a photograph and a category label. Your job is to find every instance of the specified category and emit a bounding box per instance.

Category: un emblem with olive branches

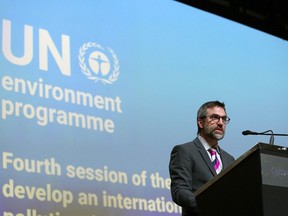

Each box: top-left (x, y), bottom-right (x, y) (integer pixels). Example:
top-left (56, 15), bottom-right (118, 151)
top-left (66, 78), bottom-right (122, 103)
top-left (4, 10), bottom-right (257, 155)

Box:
top-left (78, 42), bottom-right (120, 84)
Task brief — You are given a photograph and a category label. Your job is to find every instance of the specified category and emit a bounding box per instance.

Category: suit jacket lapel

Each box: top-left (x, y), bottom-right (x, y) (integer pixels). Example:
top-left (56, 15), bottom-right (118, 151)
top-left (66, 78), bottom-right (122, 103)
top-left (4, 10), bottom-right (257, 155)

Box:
top-left (194, 138), bottom-right (217, 176)
top-left (219, 147), bottom-right (229, 169)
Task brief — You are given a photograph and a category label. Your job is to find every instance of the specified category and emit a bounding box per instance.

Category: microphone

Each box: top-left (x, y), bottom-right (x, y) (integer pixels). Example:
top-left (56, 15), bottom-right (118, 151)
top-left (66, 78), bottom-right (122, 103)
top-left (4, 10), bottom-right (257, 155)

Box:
top-left (242, 130), bottom-right (259, 135)
top-left (242, 129), bottom-right (288, 145)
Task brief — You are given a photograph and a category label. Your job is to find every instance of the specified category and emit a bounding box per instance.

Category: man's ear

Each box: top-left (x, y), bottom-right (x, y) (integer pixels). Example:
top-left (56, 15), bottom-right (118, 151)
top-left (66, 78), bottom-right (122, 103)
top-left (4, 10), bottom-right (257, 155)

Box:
top-left (197, 118), bottom-right (204, 129)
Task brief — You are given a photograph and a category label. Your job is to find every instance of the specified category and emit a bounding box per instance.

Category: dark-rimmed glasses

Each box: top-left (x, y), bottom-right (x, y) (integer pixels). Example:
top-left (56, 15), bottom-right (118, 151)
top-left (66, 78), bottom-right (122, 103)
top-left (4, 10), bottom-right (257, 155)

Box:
top-left (201, 114), bottom-right (231, 124)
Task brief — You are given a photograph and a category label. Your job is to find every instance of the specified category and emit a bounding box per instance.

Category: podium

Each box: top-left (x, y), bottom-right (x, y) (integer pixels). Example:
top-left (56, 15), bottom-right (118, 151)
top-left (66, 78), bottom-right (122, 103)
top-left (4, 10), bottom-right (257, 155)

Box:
top-left (195, 143), bottom-right (288, 216)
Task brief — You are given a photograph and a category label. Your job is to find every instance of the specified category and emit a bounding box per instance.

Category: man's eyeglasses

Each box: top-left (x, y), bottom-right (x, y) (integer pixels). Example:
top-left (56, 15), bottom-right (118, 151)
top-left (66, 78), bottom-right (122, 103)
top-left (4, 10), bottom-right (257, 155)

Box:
top-left (201, 114), bottom-right (231, 124)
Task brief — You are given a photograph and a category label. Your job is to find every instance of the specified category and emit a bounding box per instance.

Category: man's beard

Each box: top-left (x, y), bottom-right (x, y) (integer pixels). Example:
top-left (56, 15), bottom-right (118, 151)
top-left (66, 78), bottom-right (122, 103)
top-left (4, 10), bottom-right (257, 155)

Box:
top-left (205, 126), bottom-right (225, 141)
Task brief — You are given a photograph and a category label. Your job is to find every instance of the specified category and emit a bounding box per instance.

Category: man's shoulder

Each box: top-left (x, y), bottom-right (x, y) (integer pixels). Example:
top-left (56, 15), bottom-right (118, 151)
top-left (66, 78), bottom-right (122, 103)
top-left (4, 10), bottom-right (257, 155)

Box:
top-left (173, 138), bottom-right (201, 151)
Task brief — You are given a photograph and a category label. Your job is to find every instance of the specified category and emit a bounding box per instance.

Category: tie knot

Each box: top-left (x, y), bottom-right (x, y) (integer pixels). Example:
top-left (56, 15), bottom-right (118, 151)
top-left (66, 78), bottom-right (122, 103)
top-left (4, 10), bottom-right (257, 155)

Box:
top-left (209, 148), bottom-right (217, 156)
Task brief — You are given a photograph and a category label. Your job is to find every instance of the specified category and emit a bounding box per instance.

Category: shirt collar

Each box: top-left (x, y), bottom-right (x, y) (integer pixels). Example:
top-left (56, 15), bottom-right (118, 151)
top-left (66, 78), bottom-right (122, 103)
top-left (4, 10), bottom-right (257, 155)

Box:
top-left (198, 135), bottom-right (211, 151)
top-left (198, 135), bottom-right (220, 152)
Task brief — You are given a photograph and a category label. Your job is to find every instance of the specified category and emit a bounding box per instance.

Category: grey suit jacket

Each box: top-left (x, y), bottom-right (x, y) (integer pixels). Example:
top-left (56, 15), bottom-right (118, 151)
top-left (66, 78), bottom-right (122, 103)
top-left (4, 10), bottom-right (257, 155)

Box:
top-left (169, 137), bottom-right (235, 216)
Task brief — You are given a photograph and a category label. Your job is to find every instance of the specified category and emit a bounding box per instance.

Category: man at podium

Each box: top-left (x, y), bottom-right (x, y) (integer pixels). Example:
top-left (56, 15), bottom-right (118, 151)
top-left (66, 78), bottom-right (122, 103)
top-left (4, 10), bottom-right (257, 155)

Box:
top-left (169, 101), bottom-right (235, 216)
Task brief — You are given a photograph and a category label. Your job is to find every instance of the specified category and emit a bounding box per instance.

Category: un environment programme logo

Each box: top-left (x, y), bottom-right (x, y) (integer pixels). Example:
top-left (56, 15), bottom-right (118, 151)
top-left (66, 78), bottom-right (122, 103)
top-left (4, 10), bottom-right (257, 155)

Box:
top-left (78, 42), bottom-right (120, 84)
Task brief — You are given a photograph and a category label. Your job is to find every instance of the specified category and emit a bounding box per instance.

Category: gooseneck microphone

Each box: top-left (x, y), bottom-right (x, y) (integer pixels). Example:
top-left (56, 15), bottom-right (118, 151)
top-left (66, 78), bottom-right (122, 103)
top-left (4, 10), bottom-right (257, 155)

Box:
top-left (242, 130), bottom-right (259, 135)
top-left (242, 129), bottom-right (288, 145)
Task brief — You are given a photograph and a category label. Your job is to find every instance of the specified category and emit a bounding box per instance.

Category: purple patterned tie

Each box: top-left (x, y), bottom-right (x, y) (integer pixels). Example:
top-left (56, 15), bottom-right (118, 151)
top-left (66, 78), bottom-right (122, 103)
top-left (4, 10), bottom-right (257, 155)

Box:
top-left (209, 148), bottom-right (222, 174)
